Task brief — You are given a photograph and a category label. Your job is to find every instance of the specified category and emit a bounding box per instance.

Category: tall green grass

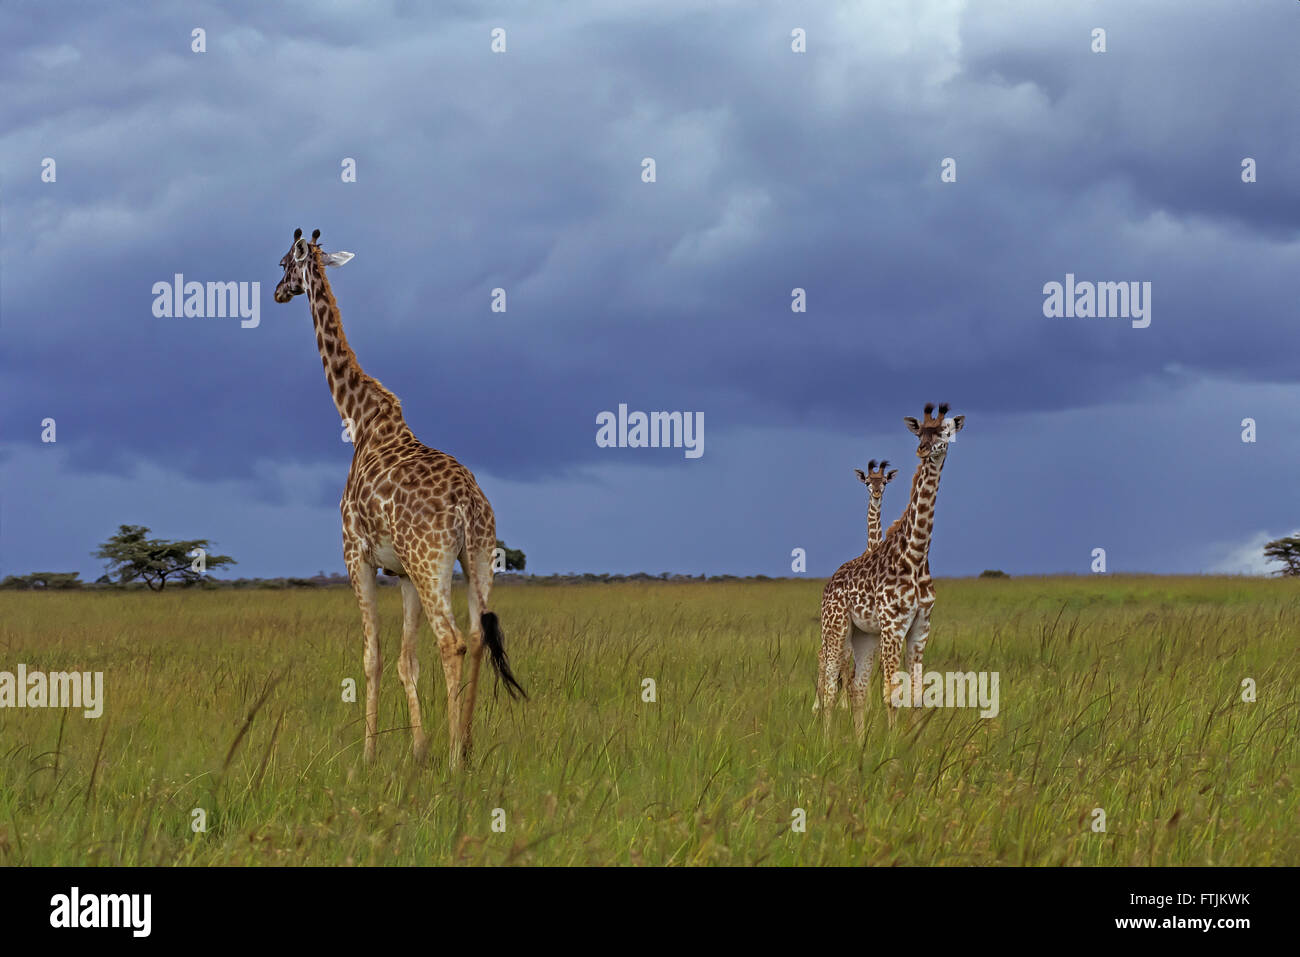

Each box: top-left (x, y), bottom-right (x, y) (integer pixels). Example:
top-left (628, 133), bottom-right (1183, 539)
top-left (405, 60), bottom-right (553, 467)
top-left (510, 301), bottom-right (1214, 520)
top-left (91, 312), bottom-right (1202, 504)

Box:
top-left (1, 576), bottom-right (1295, 865)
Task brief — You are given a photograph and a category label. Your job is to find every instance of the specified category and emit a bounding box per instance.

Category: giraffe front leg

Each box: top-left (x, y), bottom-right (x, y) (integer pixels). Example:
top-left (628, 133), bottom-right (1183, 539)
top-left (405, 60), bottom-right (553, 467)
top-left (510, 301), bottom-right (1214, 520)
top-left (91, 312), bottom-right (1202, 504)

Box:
top-left (905, 605), bottom-right (932, 718)
top-left (877, 619), bottom-right (912, 729)
top-left (346, 551), bottom-right (382, 765)
top-left (398, 579), bottom-right (430, 764)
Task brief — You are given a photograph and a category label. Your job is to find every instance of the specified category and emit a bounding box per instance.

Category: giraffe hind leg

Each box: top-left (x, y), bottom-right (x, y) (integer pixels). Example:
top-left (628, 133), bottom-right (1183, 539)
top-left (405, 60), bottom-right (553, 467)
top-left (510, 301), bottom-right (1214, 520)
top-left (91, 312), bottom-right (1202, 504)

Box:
top-left (458, 545), bottom-right (487, 765)
top-left (814, 644), bottom-right (852, 713)
top-left (848, 627), bottom-right (880, 740)
top-left (818, 608), bottom-right (850, 733)
top-left (838, 642), bottom-right (853, 710)
top-left (460, 532), bottom-right (528, 767)
top-left (407, 533), bottom-right (467, 770)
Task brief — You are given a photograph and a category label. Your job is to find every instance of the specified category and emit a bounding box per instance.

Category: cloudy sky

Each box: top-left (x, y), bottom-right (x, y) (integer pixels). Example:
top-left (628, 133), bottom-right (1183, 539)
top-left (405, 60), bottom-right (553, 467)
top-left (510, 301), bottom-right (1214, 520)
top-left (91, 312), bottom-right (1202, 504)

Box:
top-left (2, 0), bottom-right (1297, 580)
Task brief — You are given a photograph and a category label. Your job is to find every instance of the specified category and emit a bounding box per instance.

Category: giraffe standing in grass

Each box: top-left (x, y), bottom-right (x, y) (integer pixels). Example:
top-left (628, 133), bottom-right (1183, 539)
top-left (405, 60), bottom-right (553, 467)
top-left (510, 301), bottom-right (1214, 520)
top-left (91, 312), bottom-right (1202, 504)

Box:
top-left (812, 459), bottom-right (897, 713)
top-left (817, 404), bottom-right (964, 737)
top-left (273, 228), bottom-right (524, 770)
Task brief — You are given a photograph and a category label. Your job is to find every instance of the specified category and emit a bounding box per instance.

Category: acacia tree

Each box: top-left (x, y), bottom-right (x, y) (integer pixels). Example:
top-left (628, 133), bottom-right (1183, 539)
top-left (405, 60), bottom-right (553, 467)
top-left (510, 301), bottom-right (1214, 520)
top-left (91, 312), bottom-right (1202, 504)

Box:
top-left (496, 539), bottom-right (526, 571)
top-left (1263, 535), bottom-right (1300, 577)
top-left (93, 524), bottom-right (235, 591)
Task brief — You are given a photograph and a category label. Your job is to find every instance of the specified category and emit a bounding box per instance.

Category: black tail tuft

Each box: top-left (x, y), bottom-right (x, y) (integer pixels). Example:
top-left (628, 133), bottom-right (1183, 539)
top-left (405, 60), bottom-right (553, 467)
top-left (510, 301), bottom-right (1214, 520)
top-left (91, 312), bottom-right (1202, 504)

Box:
top-left (481, 612), bottom-right (526, 700)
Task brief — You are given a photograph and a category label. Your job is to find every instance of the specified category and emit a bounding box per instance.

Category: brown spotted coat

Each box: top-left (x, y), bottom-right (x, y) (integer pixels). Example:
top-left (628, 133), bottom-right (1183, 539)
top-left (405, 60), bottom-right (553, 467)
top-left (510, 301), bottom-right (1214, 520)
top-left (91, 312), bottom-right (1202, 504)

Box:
top-left (818, 405), bottom-right (964, 737)
top-left (274, 230), bottom-right (503, 769)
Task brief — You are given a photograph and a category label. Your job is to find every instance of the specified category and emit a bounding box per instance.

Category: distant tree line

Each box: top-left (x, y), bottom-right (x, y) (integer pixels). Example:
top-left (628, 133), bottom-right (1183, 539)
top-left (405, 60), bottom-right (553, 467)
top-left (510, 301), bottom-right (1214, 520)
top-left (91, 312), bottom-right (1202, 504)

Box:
top-left (1, 526), bottom-right (534, 590)
top-left (9, 527), bottom-right (1293, 590)
top-left (0, 572), bottom-right (84, 590)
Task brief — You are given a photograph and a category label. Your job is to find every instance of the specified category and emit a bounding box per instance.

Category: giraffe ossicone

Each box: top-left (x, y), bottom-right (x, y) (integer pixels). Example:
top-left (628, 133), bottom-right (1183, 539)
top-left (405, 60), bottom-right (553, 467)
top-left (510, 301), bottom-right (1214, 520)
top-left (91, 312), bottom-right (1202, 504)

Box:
top-left (273, 227), bottom-right (525, 771)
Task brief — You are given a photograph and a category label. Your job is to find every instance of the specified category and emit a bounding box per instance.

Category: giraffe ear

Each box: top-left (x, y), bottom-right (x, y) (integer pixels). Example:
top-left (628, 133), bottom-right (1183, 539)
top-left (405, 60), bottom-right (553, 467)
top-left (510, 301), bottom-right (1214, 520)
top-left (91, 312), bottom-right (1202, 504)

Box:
top-left (886, 469), bottom-right (898, 481)
top-left (903, 417), bottom-right (921, 435)
top-left (951, 415), bottom-right (966, 433)
top-left (322, 251), bottom-right (355, 267)
top-left (853, 469), bottom-right (868, 484)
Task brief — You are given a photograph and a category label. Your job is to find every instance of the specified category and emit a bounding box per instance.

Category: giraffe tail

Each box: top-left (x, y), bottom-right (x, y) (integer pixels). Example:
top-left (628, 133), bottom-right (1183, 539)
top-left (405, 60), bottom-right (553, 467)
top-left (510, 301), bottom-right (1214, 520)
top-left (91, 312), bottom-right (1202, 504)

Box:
top-left (482, 612), bottom-right (527, 700)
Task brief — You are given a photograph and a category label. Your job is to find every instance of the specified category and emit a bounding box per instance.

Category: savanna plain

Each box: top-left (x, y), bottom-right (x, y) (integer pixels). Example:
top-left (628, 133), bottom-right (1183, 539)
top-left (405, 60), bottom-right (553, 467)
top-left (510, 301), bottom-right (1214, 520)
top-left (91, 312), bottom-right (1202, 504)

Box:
top-left (1, 575), bottom-right (1295, 865)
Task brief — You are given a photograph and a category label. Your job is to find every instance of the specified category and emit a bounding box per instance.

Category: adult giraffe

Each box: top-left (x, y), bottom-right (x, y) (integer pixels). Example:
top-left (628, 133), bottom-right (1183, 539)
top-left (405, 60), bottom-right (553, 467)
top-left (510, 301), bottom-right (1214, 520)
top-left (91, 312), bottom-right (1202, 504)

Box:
top-left (818, 404), bottom-right (964, 738)
top-left (273, 228), bottom-right (524, 770)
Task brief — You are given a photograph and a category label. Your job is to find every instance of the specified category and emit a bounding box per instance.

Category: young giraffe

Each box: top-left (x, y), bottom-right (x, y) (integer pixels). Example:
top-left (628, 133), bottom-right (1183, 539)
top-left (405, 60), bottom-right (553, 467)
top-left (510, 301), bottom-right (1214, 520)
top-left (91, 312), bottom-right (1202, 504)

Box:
top-left (273, 228), bottom-right (524, 770)
top-left (812, 459), bottom-right (898, 713)
top-left (817, 404), bottom-right (964, 738)
top-left (856, 459), bottom-right (899, 551)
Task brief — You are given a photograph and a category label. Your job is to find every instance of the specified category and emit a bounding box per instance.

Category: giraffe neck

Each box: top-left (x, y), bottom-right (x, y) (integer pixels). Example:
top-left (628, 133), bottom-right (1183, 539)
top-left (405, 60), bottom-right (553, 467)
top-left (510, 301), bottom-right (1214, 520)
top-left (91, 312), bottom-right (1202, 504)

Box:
top-left (302, 251), bottom-right (404, 445)
top-left (867, 493), bottom-right (883, 549)
top-left (881, 455), bottom-right (945, 574)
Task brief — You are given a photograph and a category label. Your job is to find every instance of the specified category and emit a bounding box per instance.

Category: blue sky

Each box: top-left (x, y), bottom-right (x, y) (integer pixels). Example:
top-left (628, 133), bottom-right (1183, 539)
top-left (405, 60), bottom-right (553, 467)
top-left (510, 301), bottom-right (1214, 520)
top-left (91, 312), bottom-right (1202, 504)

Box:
top-left (2, 0), bottom-right (1297, 580)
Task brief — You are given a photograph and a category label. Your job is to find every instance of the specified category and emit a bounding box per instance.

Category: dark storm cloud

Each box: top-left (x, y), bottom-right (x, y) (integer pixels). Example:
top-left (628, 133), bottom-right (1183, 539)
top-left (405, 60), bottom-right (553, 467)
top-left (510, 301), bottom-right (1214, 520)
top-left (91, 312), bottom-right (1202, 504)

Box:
top-left (1, 1), bottom-right (1297, 576)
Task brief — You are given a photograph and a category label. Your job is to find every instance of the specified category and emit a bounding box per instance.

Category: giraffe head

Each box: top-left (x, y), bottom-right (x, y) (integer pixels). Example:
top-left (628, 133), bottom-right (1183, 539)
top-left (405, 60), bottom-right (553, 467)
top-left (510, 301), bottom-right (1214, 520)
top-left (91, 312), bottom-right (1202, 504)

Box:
top-left (273, 228), bottom-right (354, 303)
top-left (903, 403), bottom-right (965, 461)
top-left (853, 459), bottom-right (898, 499)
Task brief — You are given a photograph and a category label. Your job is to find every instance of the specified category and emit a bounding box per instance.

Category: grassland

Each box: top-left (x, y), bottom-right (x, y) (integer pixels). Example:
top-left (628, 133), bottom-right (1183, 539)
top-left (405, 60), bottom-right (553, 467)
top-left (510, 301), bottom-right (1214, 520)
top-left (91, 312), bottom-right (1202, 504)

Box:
top-left (0, 575), bottom-right (1296, 865)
